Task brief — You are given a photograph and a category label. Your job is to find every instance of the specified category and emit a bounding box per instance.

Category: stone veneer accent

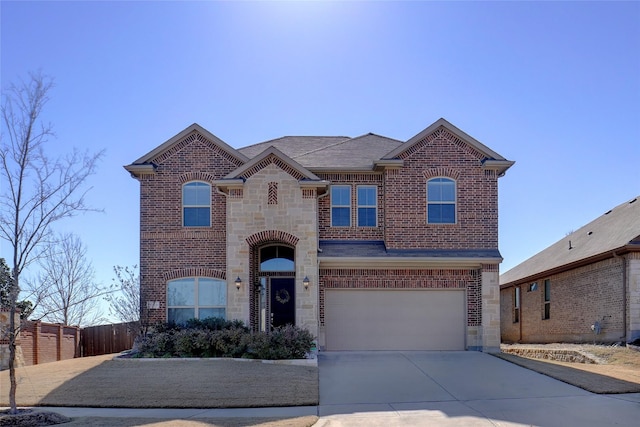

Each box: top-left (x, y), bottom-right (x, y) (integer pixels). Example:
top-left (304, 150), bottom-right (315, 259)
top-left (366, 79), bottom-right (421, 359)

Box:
top-left (225, 164), bottom-right (319, 337)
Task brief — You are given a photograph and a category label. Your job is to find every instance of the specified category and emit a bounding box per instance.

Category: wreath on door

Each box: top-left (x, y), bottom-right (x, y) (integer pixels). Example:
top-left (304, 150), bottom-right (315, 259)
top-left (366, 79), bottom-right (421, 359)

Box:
top-left (275, 289), bottom-right (291, 304)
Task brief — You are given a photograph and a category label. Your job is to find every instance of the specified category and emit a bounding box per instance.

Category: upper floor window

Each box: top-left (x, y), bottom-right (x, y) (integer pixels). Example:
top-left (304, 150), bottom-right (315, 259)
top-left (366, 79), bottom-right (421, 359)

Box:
top-left (357, 186), bottom-right (377, 227)
top-left (331, 185), bottom-right (351, 227)
top-left (183, 182), bottom-right (211, 227)
top-left (167, 277), bottom-right (226, 324)
top-left (427, 178), bottom-right (456, 224)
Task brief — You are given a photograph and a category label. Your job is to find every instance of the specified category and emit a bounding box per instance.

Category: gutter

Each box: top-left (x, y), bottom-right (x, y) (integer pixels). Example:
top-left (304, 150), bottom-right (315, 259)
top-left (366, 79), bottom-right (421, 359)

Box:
top-left (319, 256), bottom-right (503, 269)
top-left (613, 250), bottom-right (627, 342)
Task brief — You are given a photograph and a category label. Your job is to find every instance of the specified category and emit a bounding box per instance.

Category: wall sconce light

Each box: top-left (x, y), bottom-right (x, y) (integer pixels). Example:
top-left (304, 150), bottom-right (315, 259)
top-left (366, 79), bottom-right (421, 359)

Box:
top-left (235, 277), bottom-right (242, 291)
top-left (303, 276), bottom-right (310, 290)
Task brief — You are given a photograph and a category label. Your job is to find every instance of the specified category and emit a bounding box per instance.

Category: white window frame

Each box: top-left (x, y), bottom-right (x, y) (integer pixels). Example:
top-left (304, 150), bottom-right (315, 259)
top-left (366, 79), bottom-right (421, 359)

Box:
top-left (426, 177), bottom-right (457, 224)
top-left (357, 185), bottom-right (377, 227)
top-left (182, 181), bottom-right (211, 227)
top-left (331, 185), bottom-right (351, 227)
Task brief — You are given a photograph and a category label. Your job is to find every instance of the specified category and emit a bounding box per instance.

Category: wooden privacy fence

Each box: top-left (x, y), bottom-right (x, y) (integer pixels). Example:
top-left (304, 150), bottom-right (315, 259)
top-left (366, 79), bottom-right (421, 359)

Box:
top-left (81, 322), bottom-right (139, 357)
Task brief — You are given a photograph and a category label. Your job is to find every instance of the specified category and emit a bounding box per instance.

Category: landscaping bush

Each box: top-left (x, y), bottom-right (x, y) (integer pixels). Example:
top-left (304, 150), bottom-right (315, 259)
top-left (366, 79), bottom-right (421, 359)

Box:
top-left (245, 324), bottom-right (315, 360)
top-left (135, 318), bottom-right (314, 360)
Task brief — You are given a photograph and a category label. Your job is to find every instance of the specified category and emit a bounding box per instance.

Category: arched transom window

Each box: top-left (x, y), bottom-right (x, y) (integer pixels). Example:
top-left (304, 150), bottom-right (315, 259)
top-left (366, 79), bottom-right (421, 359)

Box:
top-left (259, 245), bottom-right (295, 272)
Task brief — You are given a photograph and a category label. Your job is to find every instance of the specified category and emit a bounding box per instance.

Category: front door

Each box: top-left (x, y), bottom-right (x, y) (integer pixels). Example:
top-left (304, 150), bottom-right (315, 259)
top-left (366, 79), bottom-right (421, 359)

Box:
top-left (270, 278), bottom-right (295, 328)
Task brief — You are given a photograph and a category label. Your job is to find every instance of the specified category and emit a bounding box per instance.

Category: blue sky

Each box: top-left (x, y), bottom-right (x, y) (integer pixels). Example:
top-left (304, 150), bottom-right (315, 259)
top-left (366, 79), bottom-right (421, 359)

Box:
top-left (1, 1), bottom-right (639, 315)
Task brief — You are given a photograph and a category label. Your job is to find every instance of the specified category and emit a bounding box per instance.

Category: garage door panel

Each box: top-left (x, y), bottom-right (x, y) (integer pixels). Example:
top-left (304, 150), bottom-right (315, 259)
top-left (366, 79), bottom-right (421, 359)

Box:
top-left (325, 290), bottom-right (465, 351)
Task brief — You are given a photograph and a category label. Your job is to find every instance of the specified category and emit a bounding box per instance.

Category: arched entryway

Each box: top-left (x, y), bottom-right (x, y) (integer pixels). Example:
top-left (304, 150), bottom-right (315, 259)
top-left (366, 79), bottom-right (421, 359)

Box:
top-left (247, 230), bottom-right (300, 332)
top-left (256, 245), bottom-right (295, 331)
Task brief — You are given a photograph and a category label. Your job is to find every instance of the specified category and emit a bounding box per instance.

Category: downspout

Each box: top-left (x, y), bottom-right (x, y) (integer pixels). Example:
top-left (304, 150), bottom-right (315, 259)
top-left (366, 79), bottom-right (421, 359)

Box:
top-left (519, 286), bottom-right (523, 343)
top-left (612, 251), bottom-right (627, 342)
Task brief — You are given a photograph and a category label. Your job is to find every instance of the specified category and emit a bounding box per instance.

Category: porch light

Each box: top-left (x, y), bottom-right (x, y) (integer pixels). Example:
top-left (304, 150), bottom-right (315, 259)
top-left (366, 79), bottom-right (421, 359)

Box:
top-left (235, 277), bottom-right (242, 291)
top-left (303, 276), bottom-right (310, 290)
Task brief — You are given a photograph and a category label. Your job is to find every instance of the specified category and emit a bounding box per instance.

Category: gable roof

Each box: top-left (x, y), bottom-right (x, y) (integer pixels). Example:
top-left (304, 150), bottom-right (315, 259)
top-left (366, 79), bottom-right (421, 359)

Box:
top-left (238, 133), bottom-right (403, 170)
top-left (222, 146), bottom-right (324, 182)
top-left (124, 124), bottom-right (248, 176)
top-left (500, 196), bottom-right (640, 286)
top-left (382, 118), bottom-right (514, 174)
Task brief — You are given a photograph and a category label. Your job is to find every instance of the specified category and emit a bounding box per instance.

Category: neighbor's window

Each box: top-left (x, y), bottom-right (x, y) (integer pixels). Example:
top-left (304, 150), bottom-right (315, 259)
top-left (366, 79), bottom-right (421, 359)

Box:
top-left (357, 186), bottom-right (377, 227)
top-left (543, 279), bottom-right (551, 319)
top-left (427, 178), bottom-right (456, 224)
top-left (331, 185), bottom-right (351, 227)
top-left (183, 182), bottom-right (211, 227)
top-left (167, 277), bottom-right (226, 324)
top-left (514, 286), bottom-right (520, 323)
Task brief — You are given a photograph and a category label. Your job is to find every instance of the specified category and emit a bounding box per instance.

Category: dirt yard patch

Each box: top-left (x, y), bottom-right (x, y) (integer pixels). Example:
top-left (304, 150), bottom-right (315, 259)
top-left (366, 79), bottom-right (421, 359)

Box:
top-left (498, 343), bottom-right (640, 394)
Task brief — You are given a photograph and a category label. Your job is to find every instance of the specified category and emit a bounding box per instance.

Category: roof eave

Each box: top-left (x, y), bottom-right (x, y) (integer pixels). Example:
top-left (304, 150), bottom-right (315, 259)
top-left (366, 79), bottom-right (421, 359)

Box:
top-left (482, 159), bottom-right (516, 176)
top-left (500, 244), bottom-right (640, 289)
top-left (123, 163), bottom-right (156, 178)
top-left (373, 159), bottom-right (404, 171)
top-left (309, 166), bottom-right (381, 173)
top-left (319, 256), bottom-right (503, 269)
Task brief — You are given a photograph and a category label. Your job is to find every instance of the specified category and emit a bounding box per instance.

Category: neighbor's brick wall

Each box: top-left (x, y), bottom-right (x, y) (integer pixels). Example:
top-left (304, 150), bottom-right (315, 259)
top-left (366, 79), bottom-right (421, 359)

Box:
top-left (317, 173), bottom-right (384, 241)
top-left (17, 321), bottom-right (79, 367)
top-left (137, 131), bottom-right (243, 323)
top-left (384, 127), bottom-right (499, 250)
top-left (500, 256), bottom-right (626, 344)
top-left (629, 253), bottom-right (640, 342)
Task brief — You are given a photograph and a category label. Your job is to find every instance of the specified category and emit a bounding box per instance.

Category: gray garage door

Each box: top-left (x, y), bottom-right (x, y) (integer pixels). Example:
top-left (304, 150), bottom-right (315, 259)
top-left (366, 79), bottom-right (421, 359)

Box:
top-left (325, 289), bottom-right (466, 351)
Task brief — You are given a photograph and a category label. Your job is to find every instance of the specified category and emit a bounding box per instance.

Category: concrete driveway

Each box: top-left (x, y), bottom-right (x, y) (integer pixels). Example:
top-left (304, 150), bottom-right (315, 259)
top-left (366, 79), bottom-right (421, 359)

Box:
top-left (317, 351), bottom-right (640, 426)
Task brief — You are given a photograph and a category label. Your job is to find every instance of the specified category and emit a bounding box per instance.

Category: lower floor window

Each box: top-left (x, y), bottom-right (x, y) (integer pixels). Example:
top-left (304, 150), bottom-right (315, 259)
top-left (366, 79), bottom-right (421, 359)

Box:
top-left (167, 277), bottom-right (226, 324)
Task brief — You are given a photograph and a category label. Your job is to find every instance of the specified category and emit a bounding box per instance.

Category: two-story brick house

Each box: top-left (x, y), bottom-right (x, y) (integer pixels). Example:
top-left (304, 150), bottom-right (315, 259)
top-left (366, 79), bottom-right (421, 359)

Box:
top-left (125, 118), bottom-right (513, 352)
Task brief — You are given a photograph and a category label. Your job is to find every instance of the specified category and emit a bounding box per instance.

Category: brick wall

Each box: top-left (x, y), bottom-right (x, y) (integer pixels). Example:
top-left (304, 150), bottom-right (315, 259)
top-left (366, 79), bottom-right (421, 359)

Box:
top-left (137, 132), bottom-right (243, 323)
top-left (501, 256), bottom-right (626, 344)
top-left (11, 320), bottom-right (79, 367)
top-left (317, 173), bottom-right (384, 240)
top-left (383, 128), bottom-right (498, 250)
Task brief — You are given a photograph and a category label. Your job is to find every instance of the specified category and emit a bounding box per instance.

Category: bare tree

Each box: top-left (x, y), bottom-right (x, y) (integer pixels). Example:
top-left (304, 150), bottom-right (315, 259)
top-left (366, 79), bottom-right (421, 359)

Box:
top-left (26, 233), bottom-right (106, 326)
top-left (0, 71), bottom-right (103, 414)
top-left (105, 265), bottom-right (140, 324)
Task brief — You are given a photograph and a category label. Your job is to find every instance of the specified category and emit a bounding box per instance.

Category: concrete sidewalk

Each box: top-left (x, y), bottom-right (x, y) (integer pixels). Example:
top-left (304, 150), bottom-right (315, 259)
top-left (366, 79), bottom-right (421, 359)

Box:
top-left (31, 405), bottom-right (318, 419)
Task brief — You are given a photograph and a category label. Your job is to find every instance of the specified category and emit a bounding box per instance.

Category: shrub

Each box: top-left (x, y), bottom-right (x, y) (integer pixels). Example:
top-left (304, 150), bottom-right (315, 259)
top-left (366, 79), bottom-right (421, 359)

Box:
top-left (245, 324), bottom-right (315, 360)
top-left (134, 319), bottom-right (313, 360)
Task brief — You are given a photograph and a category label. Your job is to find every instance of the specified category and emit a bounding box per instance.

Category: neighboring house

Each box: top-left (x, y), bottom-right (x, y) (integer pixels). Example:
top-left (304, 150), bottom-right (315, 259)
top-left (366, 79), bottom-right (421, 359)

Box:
top-left (500, 196), bottom-right (640, 344)
top-left (125, 118), bottom-right (513, 352)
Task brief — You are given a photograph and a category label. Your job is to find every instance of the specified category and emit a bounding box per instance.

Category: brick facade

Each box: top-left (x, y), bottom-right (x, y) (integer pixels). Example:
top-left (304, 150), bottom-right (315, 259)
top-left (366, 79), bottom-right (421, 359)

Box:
top-left (501, 256), bottom-right (628, 343)
top-left (128, 120), bottom-right (511, 352)
top-left (137, 133), bottom-right (242, 323)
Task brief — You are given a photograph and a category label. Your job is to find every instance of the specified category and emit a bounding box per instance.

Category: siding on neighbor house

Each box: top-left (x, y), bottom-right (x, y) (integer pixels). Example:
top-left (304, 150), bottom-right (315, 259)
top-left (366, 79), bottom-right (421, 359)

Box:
top-left (501, 256), bottom-right (627, 344)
